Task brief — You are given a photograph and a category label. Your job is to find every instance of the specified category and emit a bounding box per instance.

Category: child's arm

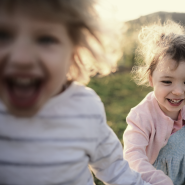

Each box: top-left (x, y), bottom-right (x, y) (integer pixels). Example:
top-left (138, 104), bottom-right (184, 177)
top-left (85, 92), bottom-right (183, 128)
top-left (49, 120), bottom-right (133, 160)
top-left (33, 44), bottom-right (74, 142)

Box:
top-left (89, 103), bottom-right (151, 185)
top-left (123, 114), bottom-right (173, 185)
top-left (89, 127), bottom-right (151, 185)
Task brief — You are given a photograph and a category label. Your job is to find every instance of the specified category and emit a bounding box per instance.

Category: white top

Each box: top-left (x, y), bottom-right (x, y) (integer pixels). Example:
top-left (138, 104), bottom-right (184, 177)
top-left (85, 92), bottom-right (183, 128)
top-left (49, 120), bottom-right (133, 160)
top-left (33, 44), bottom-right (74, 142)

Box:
top-left (0, 81), bottom-right (151, 185)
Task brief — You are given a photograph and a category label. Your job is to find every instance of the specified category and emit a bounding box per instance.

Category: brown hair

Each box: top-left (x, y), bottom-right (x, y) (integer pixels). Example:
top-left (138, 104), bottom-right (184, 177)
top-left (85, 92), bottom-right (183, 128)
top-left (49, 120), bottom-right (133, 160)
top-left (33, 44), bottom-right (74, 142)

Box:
top-left (132, 20), bottom-right (185, 86)
top-left (0, 0), bottom-right (119, 84)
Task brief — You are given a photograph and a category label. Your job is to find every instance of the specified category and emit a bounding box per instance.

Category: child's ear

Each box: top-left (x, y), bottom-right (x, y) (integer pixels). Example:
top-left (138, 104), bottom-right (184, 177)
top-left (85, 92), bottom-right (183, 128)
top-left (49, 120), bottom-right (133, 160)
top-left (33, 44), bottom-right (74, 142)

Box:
top-left (70, 48), bottom-right (77, 64)
top-left (149, 75), bottom-right (153, 87)
top-left (68, 51), bottom-right (75, 69)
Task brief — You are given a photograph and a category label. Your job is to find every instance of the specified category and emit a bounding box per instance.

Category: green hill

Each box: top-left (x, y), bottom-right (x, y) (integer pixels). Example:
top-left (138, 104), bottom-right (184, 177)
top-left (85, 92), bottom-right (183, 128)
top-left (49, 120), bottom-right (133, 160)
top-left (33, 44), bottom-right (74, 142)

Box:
top-left (120, 11), bottom-right (185, 68)
top-left (126, 11), bottom-right (185, 26)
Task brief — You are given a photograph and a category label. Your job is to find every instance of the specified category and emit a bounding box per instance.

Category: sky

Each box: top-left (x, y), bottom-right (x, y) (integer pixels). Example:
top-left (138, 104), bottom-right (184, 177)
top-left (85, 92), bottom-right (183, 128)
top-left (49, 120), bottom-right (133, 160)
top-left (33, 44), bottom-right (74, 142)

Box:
top-left (97, 0), bottom-right (185, 22)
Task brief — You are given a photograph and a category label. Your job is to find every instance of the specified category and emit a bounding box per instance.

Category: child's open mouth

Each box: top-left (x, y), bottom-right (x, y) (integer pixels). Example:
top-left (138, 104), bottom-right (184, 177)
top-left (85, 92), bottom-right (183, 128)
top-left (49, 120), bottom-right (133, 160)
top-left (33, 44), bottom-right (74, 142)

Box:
top-left (167, 98), bottom-right (184, 106)
top-left (4, 76), bottom-right (44, 108)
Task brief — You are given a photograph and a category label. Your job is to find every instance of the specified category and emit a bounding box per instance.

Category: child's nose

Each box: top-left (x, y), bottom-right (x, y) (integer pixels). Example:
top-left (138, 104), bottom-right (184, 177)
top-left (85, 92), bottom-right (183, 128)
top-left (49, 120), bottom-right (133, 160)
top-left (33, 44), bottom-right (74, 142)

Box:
top-left (9, 38), bottom-right (35, 67)
top-left (172, 85), bottom-right (184, 96)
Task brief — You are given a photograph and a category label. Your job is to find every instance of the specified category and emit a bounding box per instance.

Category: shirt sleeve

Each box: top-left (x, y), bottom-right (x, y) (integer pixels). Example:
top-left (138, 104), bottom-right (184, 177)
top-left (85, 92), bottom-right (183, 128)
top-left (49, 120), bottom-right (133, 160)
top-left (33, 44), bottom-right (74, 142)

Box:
top-left (89, 102), bottom-right (151, 185)
top-left (123, 113), bottom-right (173, 185)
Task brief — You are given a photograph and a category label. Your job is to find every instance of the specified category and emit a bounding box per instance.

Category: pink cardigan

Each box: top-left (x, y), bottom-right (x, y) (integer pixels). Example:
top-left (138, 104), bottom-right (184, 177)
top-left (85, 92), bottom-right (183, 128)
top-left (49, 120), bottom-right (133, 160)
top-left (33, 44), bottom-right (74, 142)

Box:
top-left (123, 91), bottom-right (185, 185)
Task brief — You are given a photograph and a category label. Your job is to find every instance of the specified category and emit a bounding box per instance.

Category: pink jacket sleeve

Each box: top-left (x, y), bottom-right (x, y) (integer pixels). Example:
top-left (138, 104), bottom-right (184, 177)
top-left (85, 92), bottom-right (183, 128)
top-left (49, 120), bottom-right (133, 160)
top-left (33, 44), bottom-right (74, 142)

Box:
top-left (123, 113), bottom-right (173, 185)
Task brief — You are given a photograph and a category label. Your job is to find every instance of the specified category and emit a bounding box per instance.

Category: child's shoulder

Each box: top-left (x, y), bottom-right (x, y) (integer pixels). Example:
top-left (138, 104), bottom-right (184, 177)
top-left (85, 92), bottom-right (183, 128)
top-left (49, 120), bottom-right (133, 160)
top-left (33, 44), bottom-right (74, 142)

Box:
top-left (68, 82), bottom-right (104, 113)
top-left (132, 91), bottom-right (154, 108)
top-left (66, 81), bottom-right (106, 119)
top-left (40, 81), bottom-right (105, 117)
top-left (126, 91), bottom-right (158, 130)
top-left (128, 91), bottom-right (157, 118)
top-left (71, 81), bottom-right (102, 105)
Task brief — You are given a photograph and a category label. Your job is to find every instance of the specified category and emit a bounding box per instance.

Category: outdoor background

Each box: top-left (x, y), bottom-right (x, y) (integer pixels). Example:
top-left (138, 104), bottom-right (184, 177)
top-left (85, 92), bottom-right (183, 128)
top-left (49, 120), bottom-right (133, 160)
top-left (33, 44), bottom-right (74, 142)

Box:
top-left (90, 1), bottom-right (185, 184)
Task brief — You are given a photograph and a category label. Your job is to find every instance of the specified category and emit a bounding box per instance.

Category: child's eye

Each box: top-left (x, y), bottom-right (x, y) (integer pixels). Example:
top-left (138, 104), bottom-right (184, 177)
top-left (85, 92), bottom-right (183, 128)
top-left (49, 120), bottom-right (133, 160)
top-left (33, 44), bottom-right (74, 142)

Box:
top-left (0, 30), bottom-right (12, 45)
top-left (37, 35), bottom-right (59, 45)
top-left (161, 81), bottom-right (172, 84)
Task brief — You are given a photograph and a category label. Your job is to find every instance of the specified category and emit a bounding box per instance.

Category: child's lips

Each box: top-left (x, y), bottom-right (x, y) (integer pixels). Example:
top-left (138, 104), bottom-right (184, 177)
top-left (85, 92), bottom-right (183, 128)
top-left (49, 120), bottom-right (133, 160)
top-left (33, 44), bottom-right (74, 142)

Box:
top-left (3, 75), bottom-right (45, 108)
top-left (167, 98), bottom-right (184, 106)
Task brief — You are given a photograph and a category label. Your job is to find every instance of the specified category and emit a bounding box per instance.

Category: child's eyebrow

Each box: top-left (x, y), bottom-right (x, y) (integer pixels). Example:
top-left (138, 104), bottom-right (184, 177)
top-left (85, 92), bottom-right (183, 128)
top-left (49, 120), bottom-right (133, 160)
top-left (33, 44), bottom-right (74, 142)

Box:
top-left (0, 22), bottom-right (14, 28)
top-left (160, 76), bottom-right (173, 79)
top-left (0, 21), bottom-right (18, 31)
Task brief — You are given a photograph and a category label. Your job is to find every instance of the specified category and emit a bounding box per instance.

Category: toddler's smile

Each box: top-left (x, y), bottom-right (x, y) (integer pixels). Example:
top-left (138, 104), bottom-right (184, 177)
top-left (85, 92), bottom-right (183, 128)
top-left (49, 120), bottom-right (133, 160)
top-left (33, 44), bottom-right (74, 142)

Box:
top-left (167, 98), bottom-right (184, 106)
top-left (4, 74), bottom-right (44, 108)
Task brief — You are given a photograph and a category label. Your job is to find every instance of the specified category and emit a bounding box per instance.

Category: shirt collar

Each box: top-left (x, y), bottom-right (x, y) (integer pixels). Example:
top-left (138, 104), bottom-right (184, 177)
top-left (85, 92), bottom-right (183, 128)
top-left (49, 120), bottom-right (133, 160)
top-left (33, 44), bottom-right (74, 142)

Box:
top-left (172, 110), bottom-right (183, 134)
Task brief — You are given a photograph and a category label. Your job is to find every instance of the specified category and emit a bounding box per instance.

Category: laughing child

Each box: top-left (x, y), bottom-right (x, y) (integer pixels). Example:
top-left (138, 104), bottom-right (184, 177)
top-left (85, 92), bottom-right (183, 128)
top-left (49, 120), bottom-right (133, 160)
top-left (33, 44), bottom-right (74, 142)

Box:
top-left (123, 20), bottom-right (185, 185)
top-left (0, 0), bottom-right (151, 185)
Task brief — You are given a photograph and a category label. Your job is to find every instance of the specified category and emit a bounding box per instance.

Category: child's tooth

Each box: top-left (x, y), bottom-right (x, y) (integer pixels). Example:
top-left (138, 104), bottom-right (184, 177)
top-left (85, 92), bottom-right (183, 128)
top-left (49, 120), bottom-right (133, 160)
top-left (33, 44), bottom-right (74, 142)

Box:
top-left (15, 78), bottom-right (32, 85)
top-left (171, 99), bottom-right (181, 103)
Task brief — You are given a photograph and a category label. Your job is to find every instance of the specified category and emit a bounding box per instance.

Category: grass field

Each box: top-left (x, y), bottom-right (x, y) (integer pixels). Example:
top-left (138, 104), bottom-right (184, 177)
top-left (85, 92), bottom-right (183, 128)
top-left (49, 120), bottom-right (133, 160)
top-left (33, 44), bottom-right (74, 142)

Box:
top-left (88, 71), bottom-right (152, 185)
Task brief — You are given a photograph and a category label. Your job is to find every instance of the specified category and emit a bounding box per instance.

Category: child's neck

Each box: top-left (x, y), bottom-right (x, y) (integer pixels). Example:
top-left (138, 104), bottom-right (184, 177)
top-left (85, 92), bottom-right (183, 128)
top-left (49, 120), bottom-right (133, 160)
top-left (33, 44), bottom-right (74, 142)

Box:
top-left (62, 81), bottom-right (72, 92)
top-left (55, 81), bottom-right (73, 96)
top-left (166, 111), bottom-right (180, 121)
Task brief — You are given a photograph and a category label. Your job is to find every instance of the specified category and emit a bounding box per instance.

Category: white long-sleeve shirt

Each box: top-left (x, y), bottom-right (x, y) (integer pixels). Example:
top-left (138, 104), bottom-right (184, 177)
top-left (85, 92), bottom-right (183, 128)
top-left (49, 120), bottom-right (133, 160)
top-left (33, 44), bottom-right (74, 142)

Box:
top-left (0, 81), bottom-right (150, 185)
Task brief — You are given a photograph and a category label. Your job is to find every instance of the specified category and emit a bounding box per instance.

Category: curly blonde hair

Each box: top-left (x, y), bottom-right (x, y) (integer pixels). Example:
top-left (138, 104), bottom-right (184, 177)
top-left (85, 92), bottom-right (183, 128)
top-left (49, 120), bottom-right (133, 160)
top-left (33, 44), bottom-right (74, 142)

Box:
top-left (0, 0), bottom-right (119, 84)
top-left (132, 20), bottom-right (185, 86)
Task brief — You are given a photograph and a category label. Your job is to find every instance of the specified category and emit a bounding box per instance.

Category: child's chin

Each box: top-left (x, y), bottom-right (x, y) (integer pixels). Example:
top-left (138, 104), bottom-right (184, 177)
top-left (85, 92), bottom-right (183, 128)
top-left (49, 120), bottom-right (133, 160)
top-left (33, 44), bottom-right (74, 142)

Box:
top-left (6, 104), bottom-right (41, 117)
top-left (0, 89), bottom-right (45, 117)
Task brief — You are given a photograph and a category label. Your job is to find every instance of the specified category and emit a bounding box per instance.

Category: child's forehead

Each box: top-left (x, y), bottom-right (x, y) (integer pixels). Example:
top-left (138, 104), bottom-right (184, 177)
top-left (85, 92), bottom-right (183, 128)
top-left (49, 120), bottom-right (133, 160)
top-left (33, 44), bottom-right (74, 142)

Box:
top-left (156, 56), bottom-right (177, 72)
top-left (0, 0), bottom-right (65, 23)
top-left (156, 56), bottom-right (185, 73)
